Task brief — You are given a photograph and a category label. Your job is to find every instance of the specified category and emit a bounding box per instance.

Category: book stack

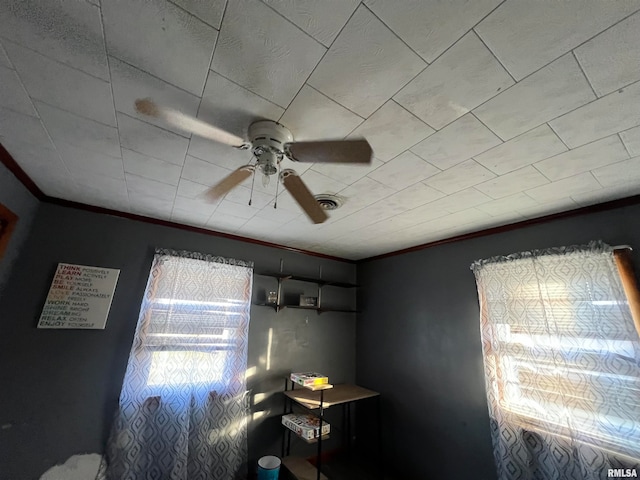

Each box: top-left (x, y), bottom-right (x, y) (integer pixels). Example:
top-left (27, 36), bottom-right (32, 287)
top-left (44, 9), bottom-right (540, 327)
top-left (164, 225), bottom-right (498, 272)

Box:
top-left (282, 413), bottom-right (330, 441)
top-left (290, 372), bottom-right (329, 389)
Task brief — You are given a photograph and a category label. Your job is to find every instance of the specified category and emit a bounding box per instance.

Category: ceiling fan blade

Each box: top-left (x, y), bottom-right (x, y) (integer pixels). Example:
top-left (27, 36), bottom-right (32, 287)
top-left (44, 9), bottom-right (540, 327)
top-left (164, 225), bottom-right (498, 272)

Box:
top-left (280, 170), bottom-right (328, 224)
top-left (135, 98), bottom-right (247, 148)
top-left (206, 165), bottom-right (255, 200)
top-left (285, 139), bottom-right (372, 164)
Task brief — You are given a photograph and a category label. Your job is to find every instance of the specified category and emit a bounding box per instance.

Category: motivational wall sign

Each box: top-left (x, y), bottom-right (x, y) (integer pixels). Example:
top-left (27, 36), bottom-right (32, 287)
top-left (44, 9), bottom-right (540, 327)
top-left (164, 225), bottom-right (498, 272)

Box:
top-left (38, 263), bottom-right (120, 329)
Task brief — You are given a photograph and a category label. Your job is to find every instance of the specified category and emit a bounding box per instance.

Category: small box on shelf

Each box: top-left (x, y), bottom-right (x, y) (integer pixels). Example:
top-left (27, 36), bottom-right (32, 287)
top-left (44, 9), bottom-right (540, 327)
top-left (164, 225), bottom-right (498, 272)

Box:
top-left (299, 295), bottom-right (318, 307)
top-left (290, 372), bottom-right (329, 389)
top-left (282, 413), bottom-right (330, 441)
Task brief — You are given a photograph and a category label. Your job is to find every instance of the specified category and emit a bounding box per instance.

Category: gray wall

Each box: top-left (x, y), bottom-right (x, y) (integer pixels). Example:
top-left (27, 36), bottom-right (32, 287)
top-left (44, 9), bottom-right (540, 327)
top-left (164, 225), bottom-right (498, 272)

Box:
top-left (356, 202), bottom-right (640, 480)
top-left (0, 161), bottom-right (39, 294)
top-left (0, 203), bottom-right (356, 479)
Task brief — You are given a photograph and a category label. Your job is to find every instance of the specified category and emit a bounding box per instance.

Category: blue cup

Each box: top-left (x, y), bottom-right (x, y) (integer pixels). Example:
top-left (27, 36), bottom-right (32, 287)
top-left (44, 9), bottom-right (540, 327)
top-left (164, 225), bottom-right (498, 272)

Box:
top-left (257, 455), bottom-right (281, 480)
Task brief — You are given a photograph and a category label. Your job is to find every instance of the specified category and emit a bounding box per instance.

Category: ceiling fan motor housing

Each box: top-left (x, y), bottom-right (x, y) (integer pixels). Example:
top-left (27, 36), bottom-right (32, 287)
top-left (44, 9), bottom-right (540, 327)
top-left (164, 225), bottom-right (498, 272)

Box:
top-left (249, 120), bottom-right (293, 176)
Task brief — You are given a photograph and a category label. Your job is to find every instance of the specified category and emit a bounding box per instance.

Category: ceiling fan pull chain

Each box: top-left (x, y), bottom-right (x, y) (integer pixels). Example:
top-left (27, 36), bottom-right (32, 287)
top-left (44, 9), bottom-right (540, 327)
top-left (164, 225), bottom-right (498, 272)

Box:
top-left (273, 160), bottom-right (281, 210)
top-left (248, 160), bottom-right (257, 206)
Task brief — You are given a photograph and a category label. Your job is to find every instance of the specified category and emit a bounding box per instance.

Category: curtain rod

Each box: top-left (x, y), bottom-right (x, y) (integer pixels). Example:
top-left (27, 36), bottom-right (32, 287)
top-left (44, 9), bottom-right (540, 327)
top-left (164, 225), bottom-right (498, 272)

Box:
top-left (614, 245), bottom-right (632, 251)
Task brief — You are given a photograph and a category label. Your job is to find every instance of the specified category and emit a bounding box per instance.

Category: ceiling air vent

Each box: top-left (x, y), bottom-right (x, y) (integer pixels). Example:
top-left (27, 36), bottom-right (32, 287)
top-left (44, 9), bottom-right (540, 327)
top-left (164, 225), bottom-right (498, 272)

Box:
top-left (314, 194), bottom-right (344, 210)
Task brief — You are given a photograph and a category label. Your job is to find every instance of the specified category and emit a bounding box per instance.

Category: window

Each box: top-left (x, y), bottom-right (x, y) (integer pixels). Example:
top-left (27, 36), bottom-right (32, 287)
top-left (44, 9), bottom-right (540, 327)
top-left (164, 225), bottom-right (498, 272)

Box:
top-left (133, 254), bottom-right (253, 392)
top-left (473, 244), bottom-right (640, 475)
top-left (106, 250), bottom-right (253, 479)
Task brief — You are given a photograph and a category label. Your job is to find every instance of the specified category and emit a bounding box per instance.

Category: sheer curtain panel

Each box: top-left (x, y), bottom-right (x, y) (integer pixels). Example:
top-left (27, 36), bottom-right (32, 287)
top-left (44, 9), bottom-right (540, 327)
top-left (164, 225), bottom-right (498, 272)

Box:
top-left (106, 249), bottom-right (253, 480)
top-left (471, 242), bottom-right (640, 480)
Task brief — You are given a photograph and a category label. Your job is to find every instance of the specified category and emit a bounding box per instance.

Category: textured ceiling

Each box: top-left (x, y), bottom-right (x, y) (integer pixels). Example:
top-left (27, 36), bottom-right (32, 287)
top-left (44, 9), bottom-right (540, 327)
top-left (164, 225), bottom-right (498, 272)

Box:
top-left (1, 0), bottom-right (640, 260)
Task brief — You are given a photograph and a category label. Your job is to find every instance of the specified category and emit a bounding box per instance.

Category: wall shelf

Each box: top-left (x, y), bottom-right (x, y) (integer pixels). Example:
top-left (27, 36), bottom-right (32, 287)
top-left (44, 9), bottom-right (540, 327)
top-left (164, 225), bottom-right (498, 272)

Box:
top-left (253, 263), bottom-right (357, 315)
top-left (256, 272), bottom-right (358, 288)
top-left (252, 303), bottom-right (359, 314)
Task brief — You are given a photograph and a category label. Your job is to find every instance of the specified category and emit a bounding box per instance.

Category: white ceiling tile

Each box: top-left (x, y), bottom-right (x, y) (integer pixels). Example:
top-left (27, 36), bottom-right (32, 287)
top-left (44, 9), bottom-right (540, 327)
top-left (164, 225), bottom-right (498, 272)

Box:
top-left (213, 199), bottom-right (261, 219)
top-left (280, 86), bottom-right (364, 141)
top-left (473, 54), bottom-right (595, 140)
top-left (411, 114), bottom-right (502, 170)
top-left (424, 159), bottom-right (496, 194)
top-left (534, 135), bottom-right (629, 181)
top-left (394, 31), bottom-right (514, 129)
top-left (591, 155), bottom-right (640, 188)
top-left (424, 187), bottom-right (493, 213)
top-left (122, 149), bottom-right (182, 186)
top-left (5, 141), bottom-right (67, 180)
top-left (117, 113), bottom-right (189, 166)
top-left (0, 42), bottom-right (12, 68)
top-left (212, 0), bottom-right (325, 107)
top-left (337, 176), bottom-right (396, 210)
top-left (321, 209), bottom-right (383, 234)
top-left (181, 155), bottom-right (235, 186)
top-left (102, 0), bottom-right (218, 95)
top-left (254, 204), bottom-right (301, 223)
top-left (346, 215), bottom-right (417, 242)
top-left (72, 171), bottom-right (129, 198)
top-left (129, 193), bottom-right (175, 217)
top-left (171, 0), bottom-right (226, 28)
top-left (308, 5), bottom-right (426, 117)
top-left (399, 208), bottom-right (492, 238)
top-left (0, 107), bottom-right (51, 148)
top-left (170, 208), bottom-right (210, 227)
top-left (380, 183), bottom-right (446, 212)
top-left (572, 183), bottom-right (640, 207)
top-left (223, 186), bottom-right (274, 209)
top-left (300, 169), bottom-right (347, 195)
top-left (110, 56), bottom-right (200, 136)
top-left (387, 203), bottom-right (447, 232)
top-left (36, 102), bottom-right (121, 158)
top-left (350, 198), bottom-right (411, 224)
top-left (262, 0), bottom-right (360, 47)
top-left (172, 195), bottom-right (218, 216)
top-left (476, 192), bottom-right (540, 217)
top-left (475, 124), bottom-right (567, 175)
top-left (367, 151), bottom-right (440, 190)
top-left (365, 0), bottom-right (502, 63)
top-left (57, 141), bottom-right (124, 180)
top-left (475, 166), bottom-right (549, 199)
top-left (67, 188), bottom-right (131, 213)
top-left (525, 172), bottom-right (602, 203)
top-left (0, 0), bottom-right (110, 80)
top-left (126, 173), bottom-right (177, 202)
top-left (348, 101), bottom-right (434, 162)
top-left (206, 210), bottom-right (248, 232)
top-left (516, 197), bottom-right (580, 219)
top-left (196, 70), bottom-right (285, 146)
top-left (549, 81), bottom-right (640, 148)
top-left (176, 178), bottom-right (211, 199)
top-left (311, 157), bottom-right (384, 185)
top-left (236, 216), bottom-right (281, 236)
top-left (0, 65), bottom-right (36, 116)
top-left (5, 41), bottom-right (116, 126)
top-left (575, 11), bottom-right (640, 97)
top-left (475, 0), bottom-right (640, 81)
top-left (620, 126), bottom-right (640, 156)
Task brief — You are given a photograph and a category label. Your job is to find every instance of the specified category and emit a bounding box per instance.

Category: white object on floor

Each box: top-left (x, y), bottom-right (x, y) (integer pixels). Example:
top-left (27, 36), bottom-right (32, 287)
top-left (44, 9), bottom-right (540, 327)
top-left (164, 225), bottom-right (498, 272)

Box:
top-left (40, 453), bottom-right (103, 480)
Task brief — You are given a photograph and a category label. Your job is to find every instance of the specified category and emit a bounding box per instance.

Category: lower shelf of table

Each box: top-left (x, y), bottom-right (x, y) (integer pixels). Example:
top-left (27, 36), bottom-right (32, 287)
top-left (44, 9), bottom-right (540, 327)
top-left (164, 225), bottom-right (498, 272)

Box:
top-left (282, 456), bottom-right (328, 480)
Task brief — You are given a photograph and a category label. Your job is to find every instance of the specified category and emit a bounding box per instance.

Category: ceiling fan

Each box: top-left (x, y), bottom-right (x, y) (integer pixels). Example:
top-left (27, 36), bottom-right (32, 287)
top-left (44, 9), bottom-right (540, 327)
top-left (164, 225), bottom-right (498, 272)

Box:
top-left (134, 99), bottom-right (373, 224)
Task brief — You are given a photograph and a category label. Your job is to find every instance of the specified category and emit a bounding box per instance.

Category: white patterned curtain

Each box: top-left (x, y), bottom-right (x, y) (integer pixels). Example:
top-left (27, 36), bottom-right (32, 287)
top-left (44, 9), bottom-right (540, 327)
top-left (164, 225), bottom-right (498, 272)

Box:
top-left (471, 242), bottom-right (640, 480)
top-left (106, 249), bottom-right (253, 480)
